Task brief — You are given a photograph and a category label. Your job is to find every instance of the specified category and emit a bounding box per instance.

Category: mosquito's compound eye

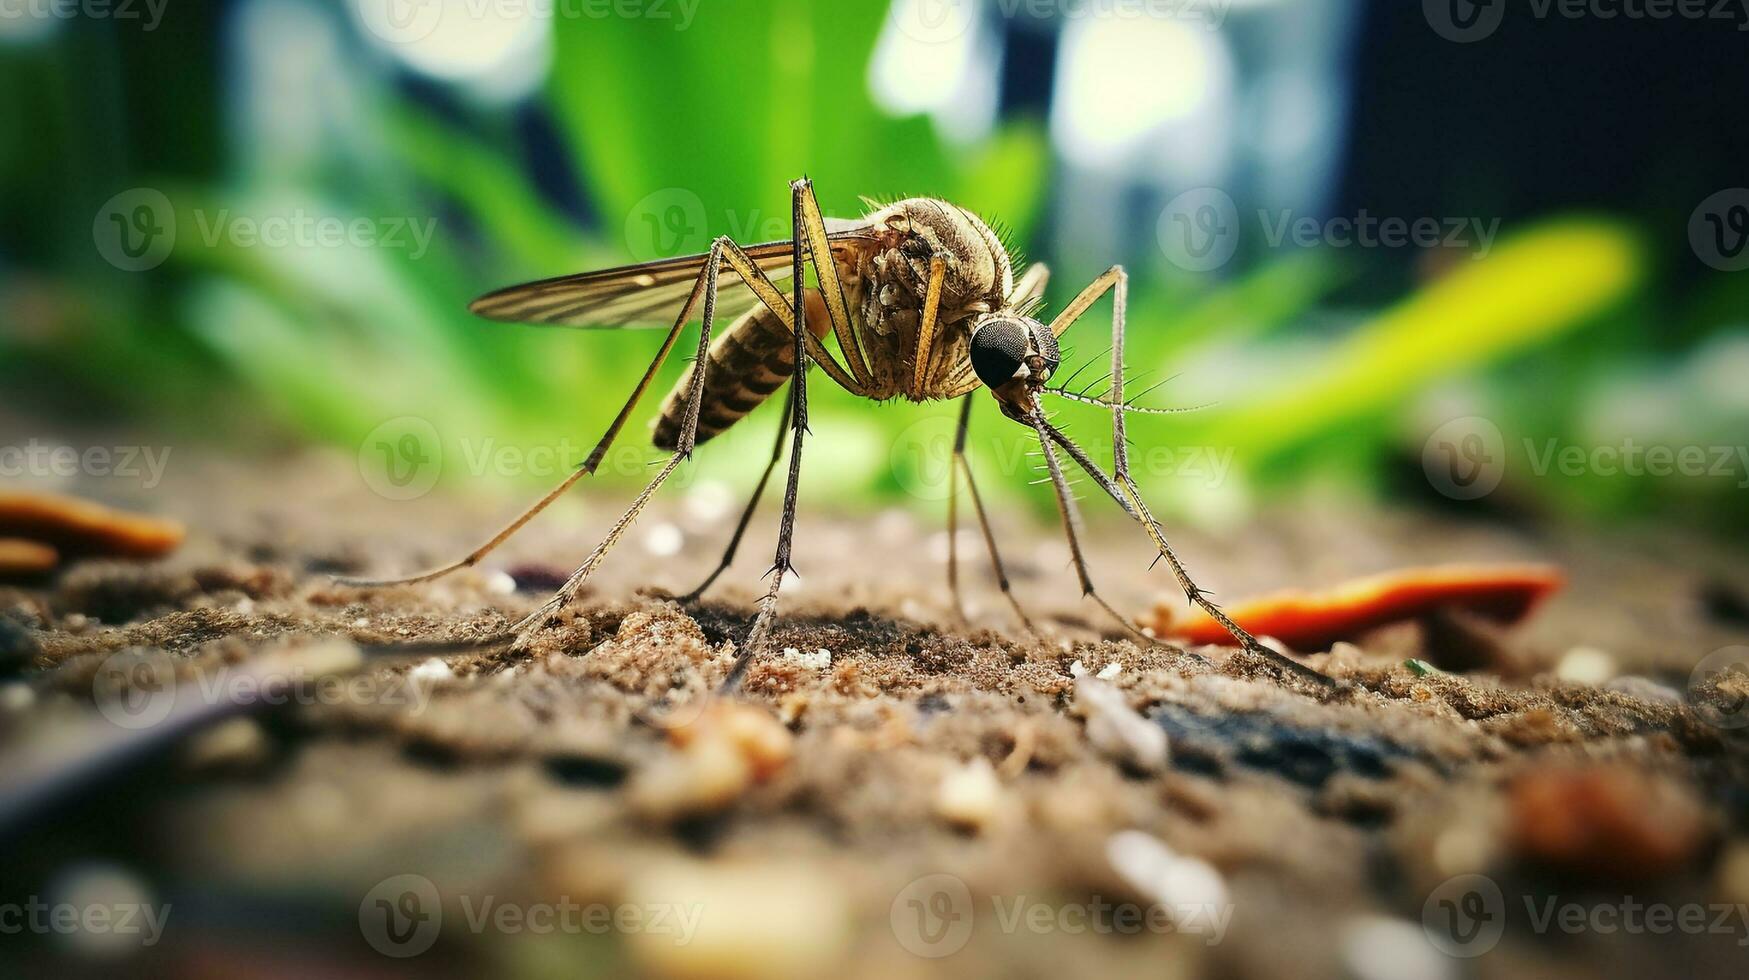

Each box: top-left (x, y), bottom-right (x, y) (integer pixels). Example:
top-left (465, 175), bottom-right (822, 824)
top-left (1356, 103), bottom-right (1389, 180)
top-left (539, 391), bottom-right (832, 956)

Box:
top-left (970, 318), bottom-right (1030, 390)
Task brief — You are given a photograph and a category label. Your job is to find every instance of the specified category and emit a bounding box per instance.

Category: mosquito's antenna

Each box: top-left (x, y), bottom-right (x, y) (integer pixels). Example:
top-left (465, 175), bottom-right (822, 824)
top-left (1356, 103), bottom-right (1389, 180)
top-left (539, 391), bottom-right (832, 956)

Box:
top-left (1041, 388), bottom-right (1217, 415)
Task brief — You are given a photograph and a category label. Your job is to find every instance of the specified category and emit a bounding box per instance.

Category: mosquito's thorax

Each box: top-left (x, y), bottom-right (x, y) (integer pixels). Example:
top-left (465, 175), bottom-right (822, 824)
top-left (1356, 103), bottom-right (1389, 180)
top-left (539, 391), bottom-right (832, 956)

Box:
top-left (846, 198), bottom-right (1016, 400)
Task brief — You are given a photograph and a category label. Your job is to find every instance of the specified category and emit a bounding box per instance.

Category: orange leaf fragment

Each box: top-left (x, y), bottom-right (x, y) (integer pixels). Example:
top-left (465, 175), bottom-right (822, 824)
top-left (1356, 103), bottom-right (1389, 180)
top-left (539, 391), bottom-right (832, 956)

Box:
top-left (0, 538), bottom-right (59, 577)
top-left (1152, 563), bottom-right (1565, 651)
top-left (0, 491), bottom-right (185, 559)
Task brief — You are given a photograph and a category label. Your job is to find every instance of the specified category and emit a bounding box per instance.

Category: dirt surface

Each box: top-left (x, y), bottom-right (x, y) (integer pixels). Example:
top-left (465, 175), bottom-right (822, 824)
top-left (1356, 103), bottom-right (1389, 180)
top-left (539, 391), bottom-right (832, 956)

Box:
top-left (2, 451), bottom-right (1747, 979)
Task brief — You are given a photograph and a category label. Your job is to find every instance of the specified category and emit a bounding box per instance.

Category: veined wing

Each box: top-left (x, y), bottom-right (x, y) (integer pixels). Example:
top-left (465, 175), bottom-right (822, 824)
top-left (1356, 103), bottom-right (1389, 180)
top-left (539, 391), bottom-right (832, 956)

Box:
top-left (469, 226), bottom-right (878, 328)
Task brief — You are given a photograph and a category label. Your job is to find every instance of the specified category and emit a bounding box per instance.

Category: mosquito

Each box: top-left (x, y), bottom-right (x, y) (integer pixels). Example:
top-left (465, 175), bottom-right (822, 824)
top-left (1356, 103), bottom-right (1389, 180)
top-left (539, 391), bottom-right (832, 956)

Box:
top-left (338, 179), bottom-right (1330, 690)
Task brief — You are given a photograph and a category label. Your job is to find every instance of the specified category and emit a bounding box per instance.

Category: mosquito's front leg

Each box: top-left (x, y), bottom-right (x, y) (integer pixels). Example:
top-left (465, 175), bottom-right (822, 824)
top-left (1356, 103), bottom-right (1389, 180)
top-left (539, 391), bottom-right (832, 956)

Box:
top-left (720, 178), bottom-right (824, 692)
top-left (1044, 266), bottom-right (1333, 688)
top-left (946, 396), bottom-right (1035, 632)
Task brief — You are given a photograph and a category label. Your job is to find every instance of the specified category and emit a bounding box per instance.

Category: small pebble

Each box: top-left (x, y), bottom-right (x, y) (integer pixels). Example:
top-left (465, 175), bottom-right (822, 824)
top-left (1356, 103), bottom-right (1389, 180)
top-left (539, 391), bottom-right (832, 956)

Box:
top-left (183, 717), bottom-right (271, 771)
top-left (644, 522), bottom-right (684, 557)
top-left (934, 758), bottom-right (1002, 832)
top-left (1105, 830), bottom-right (1229, 937)
top-left (1555, 646), bottom-right (1616, 685)
top-left (780, 647), bottom-right (831, 670)
top-left (1341, 915), bottom-right (1455, 980)
top-left (1096, 661), bottom-right (1122, 681)
top-left (623, 861), bottom-right (849, 980)
top-left (409, 658), bottom-right (454, 685)
top-left (0, 682), bottom-right (36, 711)
top-left (1071, 662), bottom-right (1168, 774)
top-left (484, 570), bottom-right (516, 595)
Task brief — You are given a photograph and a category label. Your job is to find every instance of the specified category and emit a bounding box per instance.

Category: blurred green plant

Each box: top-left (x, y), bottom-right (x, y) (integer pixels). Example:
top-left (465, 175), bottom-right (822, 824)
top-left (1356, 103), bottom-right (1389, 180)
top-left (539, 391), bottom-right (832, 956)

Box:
top-left (3, 3), bottom-right (1744, 536)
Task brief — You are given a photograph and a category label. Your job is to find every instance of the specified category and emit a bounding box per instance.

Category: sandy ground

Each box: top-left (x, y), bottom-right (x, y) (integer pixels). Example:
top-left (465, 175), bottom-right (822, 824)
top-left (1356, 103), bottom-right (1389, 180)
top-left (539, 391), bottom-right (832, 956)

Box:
top-left (2, 450), bottom-right (1747, 979)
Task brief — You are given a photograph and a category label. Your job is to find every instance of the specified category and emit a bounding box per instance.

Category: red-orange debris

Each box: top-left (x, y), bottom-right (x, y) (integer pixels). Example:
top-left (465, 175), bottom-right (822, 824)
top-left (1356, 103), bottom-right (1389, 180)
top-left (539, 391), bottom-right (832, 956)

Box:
top-left (1151, 563), bottom-right (1565, 651)
top-left (0, 490), bottom-right (185, 569)
top-left (0, 538), bottom-right (59, 577)
top-left (1509, 765), bottom-right (1709, 881)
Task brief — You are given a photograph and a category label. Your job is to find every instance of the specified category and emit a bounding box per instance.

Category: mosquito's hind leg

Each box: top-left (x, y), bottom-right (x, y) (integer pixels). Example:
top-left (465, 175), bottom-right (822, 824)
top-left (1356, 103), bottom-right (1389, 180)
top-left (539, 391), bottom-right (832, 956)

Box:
top-left (677, 385), bottom-right (793, 605)
top-left (947, 397), bottom-right (1036, 633)
top-left (334, 261), bottom-right (713, 590)
top-left (508, 239), bottom-right (730, 649)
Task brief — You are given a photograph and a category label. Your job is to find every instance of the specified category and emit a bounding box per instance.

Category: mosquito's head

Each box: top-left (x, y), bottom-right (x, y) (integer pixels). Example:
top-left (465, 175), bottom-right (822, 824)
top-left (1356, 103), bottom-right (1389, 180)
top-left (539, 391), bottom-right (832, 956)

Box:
top-left (969, 314), bottom-right (1059, 420)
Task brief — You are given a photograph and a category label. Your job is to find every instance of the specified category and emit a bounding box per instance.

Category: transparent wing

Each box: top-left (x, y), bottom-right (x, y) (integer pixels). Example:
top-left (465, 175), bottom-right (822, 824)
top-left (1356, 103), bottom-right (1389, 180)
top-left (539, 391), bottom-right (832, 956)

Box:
top-left (469, 227), bottom-right (877, 329)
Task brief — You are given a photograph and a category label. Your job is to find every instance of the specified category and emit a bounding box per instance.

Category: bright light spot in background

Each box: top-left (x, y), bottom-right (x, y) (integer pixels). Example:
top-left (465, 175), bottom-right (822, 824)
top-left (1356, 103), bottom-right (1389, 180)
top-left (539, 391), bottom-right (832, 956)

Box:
top-left (1050, 14), bottom-right (1234, 172)
top-left (235, 0), bottom-right (357, 180)
top-left (350, 0), bottom-right (551, 103)
top-left (0, 3), bottom-right (64, 44)
top-left (871, 0), bottom-right (998, 142)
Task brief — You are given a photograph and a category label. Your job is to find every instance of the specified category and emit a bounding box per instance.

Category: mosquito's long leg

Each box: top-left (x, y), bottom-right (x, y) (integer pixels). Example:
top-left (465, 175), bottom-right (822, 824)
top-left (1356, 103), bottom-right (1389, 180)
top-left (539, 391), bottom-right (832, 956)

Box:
top-left (333, 270), bottom-right (714, 588)
top-left (947, 397), bottom-right (1035, 631)
top-left (509, 237), bottom-right (737, 647)
top-left (677, 385), bottom-right (794, 604)
top-left (1061, 268), bottom-right (1329, 685)
top-left (721, 179), bottom-right (817, 693)
top-left (1023, 411), bottom-right (1161, 646)
top-left (794, 177), bottom-right (875, 390)
top-left (1041, 421), bottom-right (1330, 687)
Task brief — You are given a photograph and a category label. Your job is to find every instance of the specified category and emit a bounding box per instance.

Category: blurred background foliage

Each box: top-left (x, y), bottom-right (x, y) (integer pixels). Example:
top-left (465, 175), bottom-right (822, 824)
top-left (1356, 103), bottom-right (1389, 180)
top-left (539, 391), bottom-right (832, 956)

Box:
top-left (1, 0), bottom-right (1746, 534)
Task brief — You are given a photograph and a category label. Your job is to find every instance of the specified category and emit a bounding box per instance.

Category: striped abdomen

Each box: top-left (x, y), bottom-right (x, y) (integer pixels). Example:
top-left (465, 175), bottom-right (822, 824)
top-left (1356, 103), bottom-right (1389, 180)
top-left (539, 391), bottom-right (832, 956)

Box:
top-left (652, 290), bottom-right (829, 450)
